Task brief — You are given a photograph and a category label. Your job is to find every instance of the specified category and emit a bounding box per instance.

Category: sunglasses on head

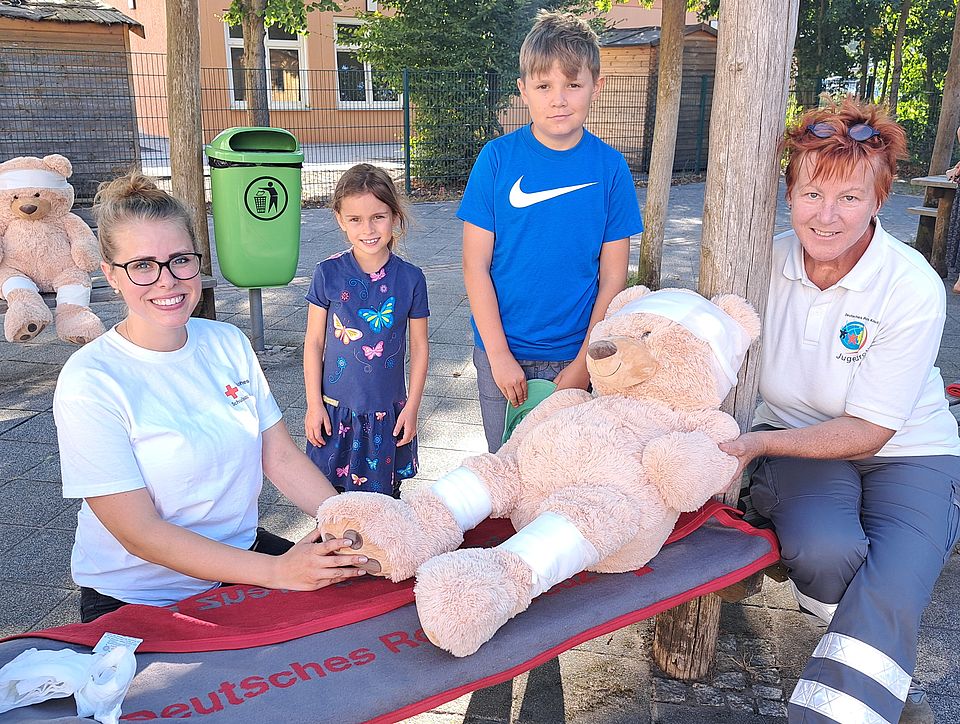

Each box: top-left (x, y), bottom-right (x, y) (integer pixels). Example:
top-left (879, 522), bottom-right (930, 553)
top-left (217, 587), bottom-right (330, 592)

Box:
top-left (806, 122), bottom-right (881, 142)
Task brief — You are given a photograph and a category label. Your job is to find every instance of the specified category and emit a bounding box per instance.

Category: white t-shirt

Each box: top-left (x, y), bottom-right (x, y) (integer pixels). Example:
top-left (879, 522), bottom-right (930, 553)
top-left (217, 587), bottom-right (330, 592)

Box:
top-left (754, 219), bottom-right (960, 457)
top-left (54, 318), bottom-right (283, 605)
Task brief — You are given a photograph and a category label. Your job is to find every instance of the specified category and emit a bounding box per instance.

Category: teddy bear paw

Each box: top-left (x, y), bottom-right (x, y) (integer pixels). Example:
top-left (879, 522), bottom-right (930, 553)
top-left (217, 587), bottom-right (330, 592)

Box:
top-left (317, 492), bottom-right (452, 582)
top-left (415, 548), bottom-right (534, 657)
top-left (55, 304), bottom-right (105, 345)
top-left (5, 314), bottom-right (50, 343)
top-left (3, 288), bottom-right (53, 342)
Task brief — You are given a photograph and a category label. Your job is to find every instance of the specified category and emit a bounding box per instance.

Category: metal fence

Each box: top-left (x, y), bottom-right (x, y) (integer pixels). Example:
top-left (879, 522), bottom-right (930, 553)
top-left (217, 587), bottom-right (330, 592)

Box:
top-left (1, 49), bottom-right (716, 204)
top-left (2, 46), bottom-right (951, 204)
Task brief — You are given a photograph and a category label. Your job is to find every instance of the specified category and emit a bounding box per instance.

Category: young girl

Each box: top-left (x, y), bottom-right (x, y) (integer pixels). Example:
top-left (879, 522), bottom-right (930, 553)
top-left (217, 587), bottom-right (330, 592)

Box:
top-left (304, 164), bottom-right (429, 497)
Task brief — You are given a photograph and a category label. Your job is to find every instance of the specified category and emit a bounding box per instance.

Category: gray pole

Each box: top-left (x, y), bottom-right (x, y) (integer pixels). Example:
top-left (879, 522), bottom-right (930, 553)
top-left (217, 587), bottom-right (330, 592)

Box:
top-left (249, 288), bottom-right (264, 351)
top-left (403, 69), bottom-right (411, 195)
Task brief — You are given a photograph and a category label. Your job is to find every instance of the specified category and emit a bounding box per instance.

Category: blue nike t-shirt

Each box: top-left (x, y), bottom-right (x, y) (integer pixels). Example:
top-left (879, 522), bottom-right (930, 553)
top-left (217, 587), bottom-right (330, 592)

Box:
top-left (457, 125), bottom-right (643, 360)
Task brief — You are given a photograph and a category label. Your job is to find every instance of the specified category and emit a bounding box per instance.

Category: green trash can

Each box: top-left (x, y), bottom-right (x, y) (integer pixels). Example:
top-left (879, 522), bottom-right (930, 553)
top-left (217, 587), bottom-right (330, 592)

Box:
top-left (205, 127), bottom-right (303, 288)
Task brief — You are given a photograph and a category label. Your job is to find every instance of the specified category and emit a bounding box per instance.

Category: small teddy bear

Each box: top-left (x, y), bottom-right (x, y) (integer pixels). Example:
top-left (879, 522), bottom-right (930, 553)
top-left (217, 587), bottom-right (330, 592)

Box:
top-left (0, 155), bottom-right (105, 344)
top-left (317, 286), bottom-right (761, 657)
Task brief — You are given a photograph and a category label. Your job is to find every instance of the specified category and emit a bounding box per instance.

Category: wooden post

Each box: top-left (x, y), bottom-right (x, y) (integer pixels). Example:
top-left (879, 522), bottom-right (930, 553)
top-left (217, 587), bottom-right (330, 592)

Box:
top-left (916, 187), bottom-right (936, 260)
top-left (933, 187), bottom-right (953, 276)
top-left (638, 0), bottom-right (685, 290)
top-left (165, 0), bottom-right (216, 319)
top-left (928, 1), bottom-right (960, 176)
top-left (241, 0), bottom-right (270, 129)
top-left (651, 0), bottom-right (799, 681)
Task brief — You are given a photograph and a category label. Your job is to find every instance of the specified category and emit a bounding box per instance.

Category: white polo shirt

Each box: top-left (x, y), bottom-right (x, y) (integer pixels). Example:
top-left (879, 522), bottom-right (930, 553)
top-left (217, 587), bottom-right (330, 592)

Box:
top-left (754, 219), bottom-right (960, 457)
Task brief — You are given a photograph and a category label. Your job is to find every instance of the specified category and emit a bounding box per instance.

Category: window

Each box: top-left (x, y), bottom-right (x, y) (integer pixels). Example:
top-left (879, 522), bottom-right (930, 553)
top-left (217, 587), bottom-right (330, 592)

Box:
top-left (226, 24), bottom-right (307, 108)
top-left (334, 21), bottom-right (400, 109)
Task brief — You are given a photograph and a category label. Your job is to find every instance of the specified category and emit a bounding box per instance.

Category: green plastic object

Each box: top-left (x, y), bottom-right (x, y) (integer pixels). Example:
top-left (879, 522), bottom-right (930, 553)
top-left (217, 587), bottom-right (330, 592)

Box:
top-left (205, 127), bottom-right (304, 288)
top-left (502, 379), bottom-right (557, 444)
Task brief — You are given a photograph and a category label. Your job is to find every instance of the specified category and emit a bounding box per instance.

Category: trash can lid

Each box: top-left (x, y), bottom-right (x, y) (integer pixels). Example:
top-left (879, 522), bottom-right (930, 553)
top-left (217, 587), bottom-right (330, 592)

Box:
top-left (502, 379), bottom-right (557, 444)
top-left (205, 127), bottom-right (304, 164)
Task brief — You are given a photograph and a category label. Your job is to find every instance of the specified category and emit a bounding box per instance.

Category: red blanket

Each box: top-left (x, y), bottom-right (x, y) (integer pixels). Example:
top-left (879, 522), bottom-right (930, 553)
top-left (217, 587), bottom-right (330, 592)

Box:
top-left (4, 500), bottom-right (769, 654)
top-left (0, 501), bottom-right (779, 723)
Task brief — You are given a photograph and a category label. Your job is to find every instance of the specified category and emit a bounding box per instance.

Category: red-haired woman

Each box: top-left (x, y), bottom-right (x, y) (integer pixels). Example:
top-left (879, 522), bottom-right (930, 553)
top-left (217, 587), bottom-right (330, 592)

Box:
top-left (722, 99), bottom-right (960, 724)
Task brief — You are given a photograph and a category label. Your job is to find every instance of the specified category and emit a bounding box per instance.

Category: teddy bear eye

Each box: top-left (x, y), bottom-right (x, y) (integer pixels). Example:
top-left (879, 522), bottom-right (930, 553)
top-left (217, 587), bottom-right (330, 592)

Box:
top-left (33, 193), bottom-right (40, 198)
top-left (12, 195), bottom-right (18, 200)
top-left (641, 331), bottom-right (651, 339)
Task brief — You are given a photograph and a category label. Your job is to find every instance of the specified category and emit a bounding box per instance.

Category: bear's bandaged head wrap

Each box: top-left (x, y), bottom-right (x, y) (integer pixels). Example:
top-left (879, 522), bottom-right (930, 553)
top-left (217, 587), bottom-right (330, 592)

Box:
top-left (613, 289), bottom-right (752, 395)
top-left (0, 169), bottom-right (69, 191)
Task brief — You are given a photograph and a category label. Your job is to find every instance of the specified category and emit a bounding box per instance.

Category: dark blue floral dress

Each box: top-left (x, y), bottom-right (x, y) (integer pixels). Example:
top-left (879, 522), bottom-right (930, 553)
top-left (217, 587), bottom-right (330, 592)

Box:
top-left (305, 250), bottom-right (429, 497)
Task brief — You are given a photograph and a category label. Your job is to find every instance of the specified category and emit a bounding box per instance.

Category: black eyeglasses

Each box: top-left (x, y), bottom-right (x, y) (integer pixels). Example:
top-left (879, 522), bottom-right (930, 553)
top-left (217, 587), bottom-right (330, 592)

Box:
top-left (806, 122), bottom-right (881, 142)
top-left (112, 252), bottom-right (202, 286)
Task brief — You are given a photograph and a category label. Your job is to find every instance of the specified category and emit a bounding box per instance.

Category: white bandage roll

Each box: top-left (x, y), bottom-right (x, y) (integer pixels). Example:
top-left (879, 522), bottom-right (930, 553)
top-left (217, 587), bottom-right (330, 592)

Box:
top-left (429, 467), bottom-right (493, 532)
top-left (497, 512), bottom-right (600, 598)
top-left (1, 276), bottom-right (40, 298)
top-left (74, 646), bottom-right (137, 724)
top-left (56, 284), bottom-right (92, 307)
top-left (614, 289), bottom-right (751, 390)
top-left (0, 645), bottom-right (136, 721)
top-left (0, 169), bottom-right (69, 190)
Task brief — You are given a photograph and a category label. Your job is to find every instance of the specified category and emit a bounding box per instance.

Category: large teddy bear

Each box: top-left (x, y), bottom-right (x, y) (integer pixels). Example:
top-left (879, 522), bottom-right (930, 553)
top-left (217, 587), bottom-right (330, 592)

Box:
top-left (317, 286), bottom-right (761, 657)
top-left (0, 155), bottom-right (105, 344)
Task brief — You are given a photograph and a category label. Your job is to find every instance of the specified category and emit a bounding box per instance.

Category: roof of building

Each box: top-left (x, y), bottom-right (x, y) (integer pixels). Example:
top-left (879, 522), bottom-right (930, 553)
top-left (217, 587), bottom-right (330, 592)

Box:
top-left (600, 23), bottom-right (717, 47)
top-left (0, 0), bottom-right (144, 36)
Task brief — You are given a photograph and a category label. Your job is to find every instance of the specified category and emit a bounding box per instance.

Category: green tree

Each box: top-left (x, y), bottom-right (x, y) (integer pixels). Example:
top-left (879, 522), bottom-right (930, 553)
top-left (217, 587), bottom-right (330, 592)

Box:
top-left (352, 0), bottom-right (602, 187)
top-left (878, 0), bottom-right (956, 167)
top-left (885, 0), bottom-right (913, 115)
top-left (794, 0), bottom-right (858, 101)
top-left (222, 0), bottom-right (339, 127)
top-left (701, 0), bottom-right (881, 103)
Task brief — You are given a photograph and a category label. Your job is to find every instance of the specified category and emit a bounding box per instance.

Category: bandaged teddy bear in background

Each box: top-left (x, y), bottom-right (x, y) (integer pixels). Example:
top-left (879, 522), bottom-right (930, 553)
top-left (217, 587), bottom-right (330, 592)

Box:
top-left (0, 155), bottom-right (104, 344)
top-left (317, 286), bottom-right (761, 657)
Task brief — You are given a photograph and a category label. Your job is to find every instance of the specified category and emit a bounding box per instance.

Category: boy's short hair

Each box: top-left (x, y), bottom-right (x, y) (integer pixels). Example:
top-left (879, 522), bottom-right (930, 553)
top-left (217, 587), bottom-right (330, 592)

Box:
top-left (519, 10), bottom-right (601, 81)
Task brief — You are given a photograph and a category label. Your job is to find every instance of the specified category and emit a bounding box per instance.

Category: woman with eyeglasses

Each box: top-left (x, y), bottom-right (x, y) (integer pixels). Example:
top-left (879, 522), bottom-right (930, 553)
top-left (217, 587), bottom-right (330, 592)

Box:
top-left (721, 99), bottom-right (960, 724)
top-left (53, 172), bottom-right (369, 623)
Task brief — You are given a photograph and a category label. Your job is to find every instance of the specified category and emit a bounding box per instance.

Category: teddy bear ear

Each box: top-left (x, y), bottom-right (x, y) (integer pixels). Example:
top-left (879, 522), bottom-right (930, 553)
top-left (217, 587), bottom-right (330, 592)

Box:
top-left (605, 284), bottom-right (652, 318)
top-left (42, 155), bottom-right (72, 179)
top-left (710, 293), bottom-right (761, 341)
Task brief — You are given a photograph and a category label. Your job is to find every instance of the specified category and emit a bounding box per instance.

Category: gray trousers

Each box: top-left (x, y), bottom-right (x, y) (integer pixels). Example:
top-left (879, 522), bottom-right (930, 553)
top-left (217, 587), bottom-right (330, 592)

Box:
top-left (472, 346), bottom-right (570, 453)
top-left (750, 450), bottom-right (960, 723)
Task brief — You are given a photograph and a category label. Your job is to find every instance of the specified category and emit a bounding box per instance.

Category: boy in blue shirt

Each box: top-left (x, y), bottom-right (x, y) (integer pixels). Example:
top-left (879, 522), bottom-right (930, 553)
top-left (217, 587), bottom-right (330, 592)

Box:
top-left (459, 10), bottom-right (644, 452)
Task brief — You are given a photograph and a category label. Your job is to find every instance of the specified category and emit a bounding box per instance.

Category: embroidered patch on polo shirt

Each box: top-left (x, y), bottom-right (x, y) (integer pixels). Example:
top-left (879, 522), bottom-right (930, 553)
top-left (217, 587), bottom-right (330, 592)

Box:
top-left (836, 314), bottom-right (877, 363)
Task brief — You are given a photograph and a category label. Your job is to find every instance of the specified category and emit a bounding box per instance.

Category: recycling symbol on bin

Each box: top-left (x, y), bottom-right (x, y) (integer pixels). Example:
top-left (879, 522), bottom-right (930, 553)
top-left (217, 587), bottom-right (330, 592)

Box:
top-left (244, 176), bottom-right (289, 221)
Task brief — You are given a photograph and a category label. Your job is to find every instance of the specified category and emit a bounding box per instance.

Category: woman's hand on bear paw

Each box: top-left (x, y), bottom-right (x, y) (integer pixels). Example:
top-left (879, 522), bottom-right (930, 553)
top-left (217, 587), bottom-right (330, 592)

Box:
top-left (268, 528), bottom-right (369, 590)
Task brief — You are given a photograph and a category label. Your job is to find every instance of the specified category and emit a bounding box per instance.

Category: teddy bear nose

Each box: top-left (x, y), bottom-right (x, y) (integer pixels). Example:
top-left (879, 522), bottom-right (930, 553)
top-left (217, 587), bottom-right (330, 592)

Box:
top-left (20, 204), bottom-right (38, 215)
top-left (587, 340), bottom-right (617, 360)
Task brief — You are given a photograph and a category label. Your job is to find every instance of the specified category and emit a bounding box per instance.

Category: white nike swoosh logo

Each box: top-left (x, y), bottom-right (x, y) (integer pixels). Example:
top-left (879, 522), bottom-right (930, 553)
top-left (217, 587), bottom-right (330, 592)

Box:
top-left (508, 176), bottom-right (598, 208)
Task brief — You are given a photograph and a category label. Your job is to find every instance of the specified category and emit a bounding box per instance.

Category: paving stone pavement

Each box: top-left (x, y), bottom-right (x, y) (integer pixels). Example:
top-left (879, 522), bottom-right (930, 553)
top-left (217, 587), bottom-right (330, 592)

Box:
top-left (0, 182), bottom-right (958, 723)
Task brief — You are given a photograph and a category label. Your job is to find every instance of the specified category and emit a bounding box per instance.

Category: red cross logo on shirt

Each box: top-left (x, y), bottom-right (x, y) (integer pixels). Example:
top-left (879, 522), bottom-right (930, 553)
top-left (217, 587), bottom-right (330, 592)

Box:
top-left (224, 384), bottom-right (239, 399)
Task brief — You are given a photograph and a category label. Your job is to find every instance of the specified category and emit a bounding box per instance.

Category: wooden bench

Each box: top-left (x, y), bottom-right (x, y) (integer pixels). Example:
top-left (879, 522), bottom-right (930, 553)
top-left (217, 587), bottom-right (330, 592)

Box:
top-left (706, 488), bottom-right (788, 603)
top-left (0, 274), bottom-right (218, 316)
top-left (907, 205), bottom-right (939, 218)
top-left (910, 174), bottom-right (957, 277)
